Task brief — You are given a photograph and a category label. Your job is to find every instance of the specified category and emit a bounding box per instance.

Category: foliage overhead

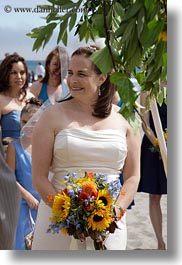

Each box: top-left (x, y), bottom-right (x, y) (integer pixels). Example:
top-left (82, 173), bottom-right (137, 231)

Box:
top-left (27, 0), bottom-right (167, 126)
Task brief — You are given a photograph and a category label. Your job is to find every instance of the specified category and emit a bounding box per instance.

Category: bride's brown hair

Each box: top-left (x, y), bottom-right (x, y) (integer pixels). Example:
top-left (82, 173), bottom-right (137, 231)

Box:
top-left (71, 47), bottom-right (116, 118)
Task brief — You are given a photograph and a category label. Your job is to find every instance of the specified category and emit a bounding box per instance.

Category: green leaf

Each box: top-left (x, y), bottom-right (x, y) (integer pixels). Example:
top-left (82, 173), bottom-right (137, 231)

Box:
top-left (157, 88), bottom-right (165, 106)
top-left (145, 66), bottom-right (162, 83)
top-left (31, 23), bottom-right (57, 51)
top-left (120, 18), bottom-right (136, 43)
top-left (161, 52), bottom-right (167, 79)
top-left (90, 47), bottom-right (113, 74)
top-left (135, 71), bottom-right (145, 85)
top-left (110, 72), bottom-right (125, 84)
top-left (106, 8), bottom-right (112, 29)
top-left (42, 23), bottom-right (57, 48)
top-left (26, 26), bottom-right (44, 39)
top-left (113, 2), bottom-right (124, 18)
top-left (46, 13), bottom-right (62, 23)
top-left (57, 19), bottom-right (68, 44)
top-left (137, 7), bottom-right (145, 37)
top-left (27, 0), bottom-right (167, 123)
top-left (140, 20), bottom-right (164, 48)
top-left (122, 1), bottom-right (143, 22)
top-left (69, 13), bottom-right (77, 31)
top-left (110, 72), bottom-right (137, 104)
top-left (32, 38), bottom-right (43, 52)
top-left (153, 41), bottom-right (165, 71)
top-left (92, 14), bottom-right (105, 36)
top-left (144, 0), bottom-right (160, 21)
top-left (124, 27), bottom-right (138, 61)
top-left (77, 20), bottom-right (89, 41)
top-left (46, 0), bottom-right (77, 9)
top-left (110, 47), bottom-right (121, 64)
top-left (127, 44), bottom-right (142, 71)
top-left (115, 20), bottom-right (128, 37)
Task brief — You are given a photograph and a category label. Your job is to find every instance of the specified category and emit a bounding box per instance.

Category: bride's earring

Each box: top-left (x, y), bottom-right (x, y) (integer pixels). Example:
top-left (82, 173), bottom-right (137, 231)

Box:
top-left (98, 87), bottom-right (101, 96)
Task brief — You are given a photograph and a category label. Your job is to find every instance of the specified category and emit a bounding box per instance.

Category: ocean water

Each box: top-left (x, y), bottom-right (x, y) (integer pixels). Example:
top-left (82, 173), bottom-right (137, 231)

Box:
top-left (26, 60), bottom-right (45, 74)
top-left (0, 59), bottom-right (45, 74)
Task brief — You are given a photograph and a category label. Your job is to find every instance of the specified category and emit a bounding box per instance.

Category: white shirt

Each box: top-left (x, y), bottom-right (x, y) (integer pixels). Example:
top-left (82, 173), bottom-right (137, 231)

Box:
top-left (36, 64), bottom-right (45, 77)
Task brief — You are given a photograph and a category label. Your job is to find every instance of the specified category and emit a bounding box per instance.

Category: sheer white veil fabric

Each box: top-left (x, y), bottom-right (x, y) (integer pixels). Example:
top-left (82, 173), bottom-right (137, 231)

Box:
top-left (21, 46), bottom-right (70, 149)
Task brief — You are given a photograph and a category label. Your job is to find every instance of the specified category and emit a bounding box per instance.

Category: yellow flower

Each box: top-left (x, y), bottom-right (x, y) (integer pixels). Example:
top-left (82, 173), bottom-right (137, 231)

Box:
top-left (164, 130), bottom-right (168, 142)
top-left (61, 227), bottom-right (68, 235)
top-left (87, 208), bottom-right (113, 231)
top-left (96, 188), bottom-right (114, 209)
top-left (51, 192), bottom-right (71, 222)
top-left (158, 31), bottom-right (167, 42)
top-left (153, 137), bottom-right (159, 146)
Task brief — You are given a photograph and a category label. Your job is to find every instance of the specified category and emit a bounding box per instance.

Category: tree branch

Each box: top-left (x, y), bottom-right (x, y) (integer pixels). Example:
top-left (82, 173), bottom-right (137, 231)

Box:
top-left (102, 0), bottom-right (116, 71)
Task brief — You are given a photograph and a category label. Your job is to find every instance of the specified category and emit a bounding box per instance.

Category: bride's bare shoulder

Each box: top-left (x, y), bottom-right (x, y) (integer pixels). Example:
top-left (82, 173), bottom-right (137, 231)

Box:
top-left (41, 100), bottom-right (71, 118)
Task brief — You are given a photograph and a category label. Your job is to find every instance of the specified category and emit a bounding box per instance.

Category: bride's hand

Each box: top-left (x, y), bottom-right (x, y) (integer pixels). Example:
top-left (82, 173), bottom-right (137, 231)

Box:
top-left (79, 233), bottom-right (86, 242)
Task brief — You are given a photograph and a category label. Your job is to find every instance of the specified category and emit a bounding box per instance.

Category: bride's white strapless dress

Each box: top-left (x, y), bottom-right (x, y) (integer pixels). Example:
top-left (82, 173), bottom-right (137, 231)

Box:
top-left (32, 128), bottom-right (128, 250)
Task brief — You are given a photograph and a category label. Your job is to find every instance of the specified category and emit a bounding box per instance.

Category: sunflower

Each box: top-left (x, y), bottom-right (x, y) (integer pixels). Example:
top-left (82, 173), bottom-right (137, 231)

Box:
top-left (87, 208), bottom-right (112, 231)
top-left (77, 173), bottom-right (96, 186)
top-left (51, 192), bottom-right (71, 222)
top-left (61, 227), bottom-right (68, 235)
top-left (96, 188), bottom-right (114, 209)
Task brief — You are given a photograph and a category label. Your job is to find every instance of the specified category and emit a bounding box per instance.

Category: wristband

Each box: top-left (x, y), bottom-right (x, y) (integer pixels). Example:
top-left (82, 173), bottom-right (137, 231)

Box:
top-left (114, 204), bottom-right (126, 219)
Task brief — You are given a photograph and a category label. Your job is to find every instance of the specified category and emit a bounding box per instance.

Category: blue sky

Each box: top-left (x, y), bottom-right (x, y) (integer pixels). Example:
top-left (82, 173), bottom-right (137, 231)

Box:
top-left (0, 0), bottom-right (180, 61)
top-left (0, 0), bottom-right (92, 60)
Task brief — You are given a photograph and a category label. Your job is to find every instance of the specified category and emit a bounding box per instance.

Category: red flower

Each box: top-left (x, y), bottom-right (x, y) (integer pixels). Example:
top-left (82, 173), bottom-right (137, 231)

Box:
top-left (78, 191), bottom-right (90, 202)
top-left (60, 188), bottom-right (68, 195)
top-left (25, 99), bottom-right (30, 104)
top-left (85, 172), bottom-right (95, 178)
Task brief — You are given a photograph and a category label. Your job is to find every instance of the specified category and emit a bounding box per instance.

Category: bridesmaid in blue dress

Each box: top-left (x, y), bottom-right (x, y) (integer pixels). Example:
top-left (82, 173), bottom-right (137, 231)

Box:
top-left (0, 111), bottom-right (21, 140)
top-left (30, 46), bottom-right (69, 105)
top-left (5, 98), bottom-right (42, 249)
top-left (0, 53), bottom-right (34, 145)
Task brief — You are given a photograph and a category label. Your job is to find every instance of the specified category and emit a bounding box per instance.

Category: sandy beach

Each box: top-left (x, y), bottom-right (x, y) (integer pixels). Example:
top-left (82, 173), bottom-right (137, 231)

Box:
top-left (126, 192), bottom-right (167, 250)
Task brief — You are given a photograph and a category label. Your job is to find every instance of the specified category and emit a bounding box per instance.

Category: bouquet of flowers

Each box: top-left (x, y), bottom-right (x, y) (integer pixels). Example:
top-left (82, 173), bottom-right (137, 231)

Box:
top-left (47, 171), bottom-right (123, 250)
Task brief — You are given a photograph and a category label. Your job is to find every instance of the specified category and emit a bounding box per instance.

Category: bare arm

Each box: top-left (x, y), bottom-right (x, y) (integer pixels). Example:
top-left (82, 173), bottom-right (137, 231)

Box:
top-left (6, 142), bottom-right (39, 209)
top-left (29, 81), bottom-right (42, 98)
top-left (115, 125), bottom-right (141, 211)
top-left (26, 90), bottom-right (36, 99)
top-left (6, 143), bottom-right (16, 171)
top-left (0, 94), bottom-right (5, 120)
top-left (140, 92), bottom-right (156, 144)
top-left (32, 108), bottom-right (57, 206)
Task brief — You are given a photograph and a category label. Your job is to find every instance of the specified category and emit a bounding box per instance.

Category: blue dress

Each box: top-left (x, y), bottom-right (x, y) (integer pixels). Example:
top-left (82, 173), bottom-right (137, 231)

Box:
top-left (38, 83), bottom-right (49, 103)
top-left (138, 103), bottom-right (167, 194)
top-left (12, 141), bottom-right (40, 250)
top-left (0, 110), bottom-right (21, 139)
top-left (38, 81), bottom-right (70, 104)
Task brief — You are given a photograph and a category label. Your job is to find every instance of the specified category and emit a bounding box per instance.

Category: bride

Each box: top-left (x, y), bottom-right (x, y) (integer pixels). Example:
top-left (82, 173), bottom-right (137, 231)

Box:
top-left (31, 46), bottom-right (141, 250)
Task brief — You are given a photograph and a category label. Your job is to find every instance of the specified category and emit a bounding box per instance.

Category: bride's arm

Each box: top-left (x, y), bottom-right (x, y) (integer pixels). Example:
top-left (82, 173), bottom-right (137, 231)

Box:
top-left (32, 107), bottom-right (57, 207)
top-left (115, 124), bottom-right (141, 215)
